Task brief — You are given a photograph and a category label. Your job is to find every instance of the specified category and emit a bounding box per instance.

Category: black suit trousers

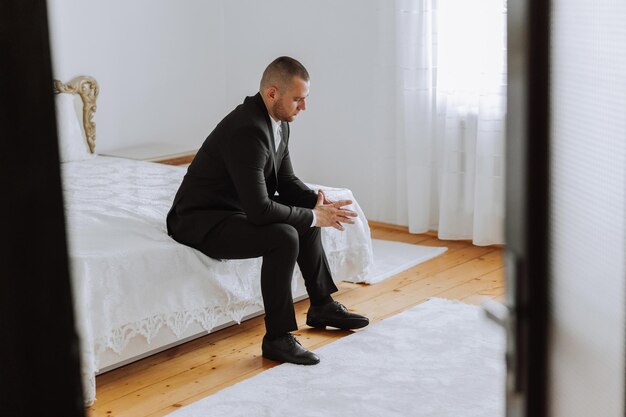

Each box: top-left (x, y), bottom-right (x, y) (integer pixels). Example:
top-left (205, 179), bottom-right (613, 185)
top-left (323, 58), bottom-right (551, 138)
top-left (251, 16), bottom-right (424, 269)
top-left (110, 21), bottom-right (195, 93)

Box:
top-left (197, 214), bottom-right (339, 335)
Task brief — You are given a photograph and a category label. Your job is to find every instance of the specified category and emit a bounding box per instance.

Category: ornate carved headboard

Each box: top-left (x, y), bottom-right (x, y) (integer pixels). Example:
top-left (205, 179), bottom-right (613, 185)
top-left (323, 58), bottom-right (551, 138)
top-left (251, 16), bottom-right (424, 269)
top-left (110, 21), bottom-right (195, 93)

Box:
top-left (53, 76), bottom-right (99, 153)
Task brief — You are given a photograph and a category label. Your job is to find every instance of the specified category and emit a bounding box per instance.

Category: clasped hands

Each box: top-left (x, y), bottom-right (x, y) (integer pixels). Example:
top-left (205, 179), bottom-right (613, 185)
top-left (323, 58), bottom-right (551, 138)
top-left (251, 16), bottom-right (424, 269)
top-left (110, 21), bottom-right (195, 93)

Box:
top-left (313, 190), bottom-right (358, 231)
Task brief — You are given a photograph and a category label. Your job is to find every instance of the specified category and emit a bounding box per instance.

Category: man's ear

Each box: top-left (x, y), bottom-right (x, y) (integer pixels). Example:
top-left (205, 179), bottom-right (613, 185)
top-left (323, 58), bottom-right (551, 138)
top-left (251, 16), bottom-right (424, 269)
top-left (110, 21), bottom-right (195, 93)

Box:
top-left (267, 86), bottom-right (277, 100)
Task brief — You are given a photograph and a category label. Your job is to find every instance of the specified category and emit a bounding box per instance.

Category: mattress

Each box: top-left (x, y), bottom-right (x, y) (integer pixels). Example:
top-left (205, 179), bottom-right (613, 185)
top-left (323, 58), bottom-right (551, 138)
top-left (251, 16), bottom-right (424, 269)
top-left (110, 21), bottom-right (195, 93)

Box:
top-left (60, 155), bottom-right (373, 404)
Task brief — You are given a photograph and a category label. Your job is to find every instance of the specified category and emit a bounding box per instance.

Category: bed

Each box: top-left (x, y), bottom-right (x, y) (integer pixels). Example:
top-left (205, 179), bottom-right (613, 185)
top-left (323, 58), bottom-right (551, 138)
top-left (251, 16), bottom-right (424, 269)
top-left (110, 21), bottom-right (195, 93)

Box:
top-left (54, 76), bottom-right (374, 405)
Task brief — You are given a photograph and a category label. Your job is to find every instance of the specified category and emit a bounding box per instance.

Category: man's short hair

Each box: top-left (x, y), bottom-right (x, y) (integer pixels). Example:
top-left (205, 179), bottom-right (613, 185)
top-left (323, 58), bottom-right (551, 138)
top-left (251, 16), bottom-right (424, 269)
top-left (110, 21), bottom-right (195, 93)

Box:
top-left (260, 56), bottom-right (310, 92)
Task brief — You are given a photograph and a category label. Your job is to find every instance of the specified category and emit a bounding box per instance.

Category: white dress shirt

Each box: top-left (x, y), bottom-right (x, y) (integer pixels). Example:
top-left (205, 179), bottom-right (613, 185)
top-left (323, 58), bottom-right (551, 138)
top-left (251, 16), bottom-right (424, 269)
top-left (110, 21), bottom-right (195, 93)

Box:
top-left (268, 115), bottom-right (282, 151)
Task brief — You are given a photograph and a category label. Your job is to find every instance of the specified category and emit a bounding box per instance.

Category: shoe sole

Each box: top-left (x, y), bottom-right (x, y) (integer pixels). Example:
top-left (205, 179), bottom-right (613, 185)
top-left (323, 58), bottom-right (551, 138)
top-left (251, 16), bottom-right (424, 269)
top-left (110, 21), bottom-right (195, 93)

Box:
top-left (262, 349), bottom-right (320, 365)
top-left (306, 318), bottom-right (370, 330)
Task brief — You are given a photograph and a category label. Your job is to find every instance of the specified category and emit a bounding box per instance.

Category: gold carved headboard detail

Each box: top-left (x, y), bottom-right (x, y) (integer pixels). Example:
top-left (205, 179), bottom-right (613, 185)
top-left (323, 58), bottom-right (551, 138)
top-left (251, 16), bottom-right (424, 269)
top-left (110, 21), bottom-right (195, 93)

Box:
top-left (53, 76), bottom-right (99, 153)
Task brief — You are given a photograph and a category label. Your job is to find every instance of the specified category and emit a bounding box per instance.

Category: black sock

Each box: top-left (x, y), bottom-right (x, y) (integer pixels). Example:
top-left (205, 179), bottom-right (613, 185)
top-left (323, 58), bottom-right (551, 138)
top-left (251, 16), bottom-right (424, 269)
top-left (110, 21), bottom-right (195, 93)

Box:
top-left (265, 332), bottom-right (288, 341)
top-left (310, 295), bottom-right (333, 307)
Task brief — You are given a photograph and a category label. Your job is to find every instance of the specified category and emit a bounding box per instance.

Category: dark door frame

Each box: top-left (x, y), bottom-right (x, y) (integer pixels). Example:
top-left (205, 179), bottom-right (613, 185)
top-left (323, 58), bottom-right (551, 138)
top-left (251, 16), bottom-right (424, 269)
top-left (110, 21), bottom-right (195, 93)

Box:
top-left (505, 0), bottom-right (550, 416)
top-left (0, 0), bottom-right (85, 415)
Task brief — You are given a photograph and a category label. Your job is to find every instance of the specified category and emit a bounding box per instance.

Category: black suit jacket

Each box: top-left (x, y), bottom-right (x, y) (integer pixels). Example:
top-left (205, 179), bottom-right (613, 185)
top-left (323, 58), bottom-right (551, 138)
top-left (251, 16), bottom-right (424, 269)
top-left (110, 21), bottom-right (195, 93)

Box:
top-left (166, 93), bottom-right (317, 247)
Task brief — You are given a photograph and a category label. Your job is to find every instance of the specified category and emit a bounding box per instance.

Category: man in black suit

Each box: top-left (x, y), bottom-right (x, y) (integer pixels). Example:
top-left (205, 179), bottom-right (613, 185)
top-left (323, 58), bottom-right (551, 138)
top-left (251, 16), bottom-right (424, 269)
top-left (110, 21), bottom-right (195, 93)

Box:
top-left (167, 56), bottom-right (369, 365)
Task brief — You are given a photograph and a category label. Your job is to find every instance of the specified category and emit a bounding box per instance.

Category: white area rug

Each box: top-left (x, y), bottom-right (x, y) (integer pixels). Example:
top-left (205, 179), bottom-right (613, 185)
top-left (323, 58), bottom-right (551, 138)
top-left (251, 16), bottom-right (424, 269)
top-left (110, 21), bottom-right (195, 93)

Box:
top-left (167, 298), bottom-right (505, 417)
top-left (354, 239), bottom-right (448, 284)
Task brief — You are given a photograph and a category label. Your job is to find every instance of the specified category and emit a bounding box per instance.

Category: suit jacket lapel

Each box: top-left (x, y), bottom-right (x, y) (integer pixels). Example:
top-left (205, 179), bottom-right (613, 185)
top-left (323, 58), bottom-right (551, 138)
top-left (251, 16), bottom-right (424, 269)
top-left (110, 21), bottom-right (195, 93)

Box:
top-left (260, 103), bottom-right (279, 184)
top-left (251, 93), bottom-right (284, 183)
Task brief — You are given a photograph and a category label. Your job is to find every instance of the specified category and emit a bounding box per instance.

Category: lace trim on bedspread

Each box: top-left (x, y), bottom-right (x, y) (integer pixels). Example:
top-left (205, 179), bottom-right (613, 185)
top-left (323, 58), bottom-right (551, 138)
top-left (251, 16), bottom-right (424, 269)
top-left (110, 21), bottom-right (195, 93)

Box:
top-left (81, 299), bottom-right (263, 406)
top-left (90, 244), bottom-right (372, 357)
top-left (81, 245), bottom-right (373, 406)
top-left (95, 300), bottom-right (261, 355)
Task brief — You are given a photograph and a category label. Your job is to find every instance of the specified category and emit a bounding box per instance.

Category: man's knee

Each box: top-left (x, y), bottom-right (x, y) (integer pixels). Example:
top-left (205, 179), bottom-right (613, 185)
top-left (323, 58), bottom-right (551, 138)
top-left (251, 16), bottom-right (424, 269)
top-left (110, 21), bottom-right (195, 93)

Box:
top-left (268, 223), bottom-right (299, 250)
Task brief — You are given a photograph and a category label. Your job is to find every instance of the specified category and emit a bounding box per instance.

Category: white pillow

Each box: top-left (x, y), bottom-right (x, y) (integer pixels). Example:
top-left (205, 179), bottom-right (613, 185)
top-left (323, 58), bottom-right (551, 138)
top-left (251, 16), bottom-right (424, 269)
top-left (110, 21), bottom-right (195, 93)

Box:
top-left (55, 93), bottom-right (95, 162)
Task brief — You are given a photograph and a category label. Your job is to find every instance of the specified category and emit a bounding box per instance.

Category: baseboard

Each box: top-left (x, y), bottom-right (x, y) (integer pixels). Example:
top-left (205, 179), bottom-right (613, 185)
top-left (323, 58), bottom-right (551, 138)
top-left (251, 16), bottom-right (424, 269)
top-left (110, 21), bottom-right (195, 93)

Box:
top-left (368, 221), bottom-right (438, 237)
top-left (368, 221), bottom-right (504, 248)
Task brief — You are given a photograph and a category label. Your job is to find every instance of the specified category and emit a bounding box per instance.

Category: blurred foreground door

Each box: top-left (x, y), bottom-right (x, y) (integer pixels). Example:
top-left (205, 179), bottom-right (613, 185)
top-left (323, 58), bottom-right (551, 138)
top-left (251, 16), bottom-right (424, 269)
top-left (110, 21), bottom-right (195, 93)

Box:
top-left (504, 1), bottom-right (550, 416)
top-left (0, 0), bottom-right (85, 415)
top-left (505, 1), bottom-right (626, 417)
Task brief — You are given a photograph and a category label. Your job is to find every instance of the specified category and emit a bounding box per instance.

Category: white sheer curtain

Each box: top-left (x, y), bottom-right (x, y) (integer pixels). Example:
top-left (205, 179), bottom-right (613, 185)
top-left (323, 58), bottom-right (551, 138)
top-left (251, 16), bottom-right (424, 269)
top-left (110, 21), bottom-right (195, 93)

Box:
top-left (387, 0), bottom-right (507, 246)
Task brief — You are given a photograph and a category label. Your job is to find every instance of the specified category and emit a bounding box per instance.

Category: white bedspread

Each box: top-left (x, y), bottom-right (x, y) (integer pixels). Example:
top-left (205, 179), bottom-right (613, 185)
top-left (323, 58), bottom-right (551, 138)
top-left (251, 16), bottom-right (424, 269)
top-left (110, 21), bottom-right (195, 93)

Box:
top-left (60, 156), bottom-right (373, 404)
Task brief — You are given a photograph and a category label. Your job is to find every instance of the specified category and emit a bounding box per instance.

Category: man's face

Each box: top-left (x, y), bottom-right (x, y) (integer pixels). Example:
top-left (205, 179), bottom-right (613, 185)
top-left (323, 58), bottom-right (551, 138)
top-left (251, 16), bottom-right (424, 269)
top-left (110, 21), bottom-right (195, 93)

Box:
top-left (272, 77), bottom-right (309, 122)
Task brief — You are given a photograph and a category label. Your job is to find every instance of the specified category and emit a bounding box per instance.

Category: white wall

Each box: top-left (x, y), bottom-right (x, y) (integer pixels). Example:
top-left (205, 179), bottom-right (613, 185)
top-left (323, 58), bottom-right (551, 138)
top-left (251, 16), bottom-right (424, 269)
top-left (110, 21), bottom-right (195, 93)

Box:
top-left (219, 0), bottom-right (387, 216)
top-left (48, 0), bottom-right (228, 154)
top-left (47, 0), bottom-right (391, 218)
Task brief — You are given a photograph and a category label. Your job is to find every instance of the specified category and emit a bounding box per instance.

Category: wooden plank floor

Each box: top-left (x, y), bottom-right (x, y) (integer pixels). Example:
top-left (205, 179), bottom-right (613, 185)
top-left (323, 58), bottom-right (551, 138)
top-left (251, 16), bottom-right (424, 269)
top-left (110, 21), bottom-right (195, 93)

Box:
top-left (87, 223), bottom-right (504, 417)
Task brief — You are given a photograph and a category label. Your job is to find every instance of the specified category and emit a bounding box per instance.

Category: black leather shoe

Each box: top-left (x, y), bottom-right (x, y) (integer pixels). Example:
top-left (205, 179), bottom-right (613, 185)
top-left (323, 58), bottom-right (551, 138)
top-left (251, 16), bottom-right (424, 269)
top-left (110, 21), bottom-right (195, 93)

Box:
top-left (306, 301), bottom-right (370, 330)
top-left (262, 333), bottom-right (320, 365)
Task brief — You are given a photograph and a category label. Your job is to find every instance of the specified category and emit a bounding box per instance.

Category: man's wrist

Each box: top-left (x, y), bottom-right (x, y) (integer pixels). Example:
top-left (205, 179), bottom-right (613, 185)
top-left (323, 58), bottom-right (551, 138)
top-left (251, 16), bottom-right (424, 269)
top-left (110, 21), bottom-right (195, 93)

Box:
top-left (311, 209), bottom-right (317, 227)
